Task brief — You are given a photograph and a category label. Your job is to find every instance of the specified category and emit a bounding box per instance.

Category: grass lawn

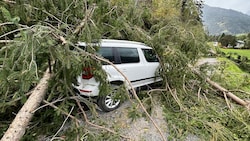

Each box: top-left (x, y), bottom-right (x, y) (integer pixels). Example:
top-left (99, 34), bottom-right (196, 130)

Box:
top-left (219, 48), bottom-right (250, 59)
top-left (212, 57), bottom-right (250, 95)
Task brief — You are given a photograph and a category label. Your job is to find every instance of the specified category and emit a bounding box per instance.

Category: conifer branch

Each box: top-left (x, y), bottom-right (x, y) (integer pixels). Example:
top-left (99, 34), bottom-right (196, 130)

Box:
top-left (32, 97), bottom-right (65, 113)
top-left (3, 0), bottom-right (16, 4)
top-left (0, 22), bottom-right (13, 27)
top-left (42, 100), bottom-right (80, 123)
top-left (50, 106), bottom-right (74, 141)
top-left (0, 27), bottom-right (30, 39)
top-left (73, 3), bottom-right (97, 35)
top-left (0, 40), bottom-right (20, 43)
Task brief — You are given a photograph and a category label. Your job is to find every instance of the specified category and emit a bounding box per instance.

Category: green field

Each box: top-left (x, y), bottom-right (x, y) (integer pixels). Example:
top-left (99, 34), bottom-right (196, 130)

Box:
top-left (219, 48), bottom-right (250, 59)
top-left (214, 57), bottom-right (250, 95)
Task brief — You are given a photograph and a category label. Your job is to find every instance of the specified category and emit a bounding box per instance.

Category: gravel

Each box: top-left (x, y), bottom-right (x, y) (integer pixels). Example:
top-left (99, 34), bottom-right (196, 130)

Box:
top-left (94, 96), bottom-right (199, 141)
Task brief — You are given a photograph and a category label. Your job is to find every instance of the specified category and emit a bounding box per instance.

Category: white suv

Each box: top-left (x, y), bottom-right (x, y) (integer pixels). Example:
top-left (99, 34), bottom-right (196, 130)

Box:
top-left (73, 39), bottom-right (162, 111)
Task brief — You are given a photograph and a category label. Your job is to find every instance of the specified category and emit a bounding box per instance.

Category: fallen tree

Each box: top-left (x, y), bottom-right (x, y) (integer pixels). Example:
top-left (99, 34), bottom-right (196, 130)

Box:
top-left (205, 77), bottom-right (250, 109)
top-left (2, 0), bottom-right (250, 140)
top-left (1, 68), bottom-right (52, 141)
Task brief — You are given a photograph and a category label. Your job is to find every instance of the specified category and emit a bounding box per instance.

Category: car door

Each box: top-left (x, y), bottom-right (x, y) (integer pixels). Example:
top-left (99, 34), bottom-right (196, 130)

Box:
top-left (140, 48), bottom-right (161, 80)
top-left (115, 47), bottom-right (146, 82)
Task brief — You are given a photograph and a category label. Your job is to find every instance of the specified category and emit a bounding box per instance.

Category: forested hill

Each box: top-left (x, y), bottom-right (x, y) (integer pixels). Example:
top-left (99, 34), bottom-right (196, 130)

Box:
top-left (202, 5), bottom-right (250, 35)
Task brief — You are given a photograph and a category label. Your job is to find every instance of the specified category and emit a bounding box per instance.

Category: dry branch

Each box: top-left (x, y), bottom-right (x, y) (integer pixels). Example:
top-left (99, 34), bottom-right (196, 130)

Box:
top-left (50, 106), bottom-right (74, 141)
top-left (42, 100), bottom-right (80, 123)
top-left (0, 40), bottom-right (20, 43)
top-left (192, 67), bottom-right (250, 110)
top-left (1, 68), bottom-right (52, 141)
top-left (206, 77), bottom-right (250, 109)
top-left (3, 0), bottom-right (16, 4)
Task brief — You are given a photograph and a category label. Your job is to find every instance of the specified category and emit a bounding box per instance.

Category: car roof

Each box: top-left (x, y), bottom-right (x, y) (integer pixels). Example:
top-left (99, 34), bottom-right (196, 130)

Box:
top-left (77, 39), bottom-right (152, 49)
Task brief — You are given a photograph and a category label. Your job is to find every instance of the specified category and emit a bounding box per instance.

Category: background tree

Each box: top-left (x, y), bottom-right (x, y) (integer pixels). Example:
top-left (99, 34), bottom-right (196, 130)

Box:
top-left (236, 34), bottom-right (247, 41)
top-left (244, 33), bottom-right (250, 49)
top-left (219, 34), bottom-right (237, 47)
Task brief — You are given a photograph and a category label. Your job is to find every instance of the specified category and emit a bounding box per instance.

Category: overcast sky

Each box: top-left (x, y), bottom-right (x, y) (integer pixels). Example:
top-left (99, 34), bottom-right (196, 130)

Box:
top-left (204, 0), bottom-right (250, 14)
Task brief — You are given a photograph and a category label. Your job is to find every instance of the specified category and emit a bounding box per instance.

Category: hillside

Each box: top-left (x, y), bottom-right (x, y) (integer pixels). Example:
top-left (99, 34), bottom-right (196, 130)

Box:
top-left (247, 10), bottom-right (250, 16)
top-left (202, 5), bottom-right (250, 35)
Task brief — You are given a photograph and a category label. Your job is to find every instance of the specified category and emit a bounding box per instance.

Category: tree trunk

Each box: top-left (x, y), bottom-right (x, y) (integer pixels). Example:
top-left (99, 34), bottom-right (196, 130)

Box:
top-left (1, 68), bottom-right (52, 141)
top-left (192, 67), bottom-right (249, 109)
top-left (206, 77), bottom-right (249, 107)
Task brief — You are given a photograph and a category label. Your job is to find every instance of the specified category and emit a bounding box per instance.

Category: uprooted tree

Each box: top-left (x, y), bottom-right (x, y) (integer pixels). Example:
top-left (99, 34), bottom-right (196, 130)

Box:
top-left (1, 0), bottom-right (250, 140)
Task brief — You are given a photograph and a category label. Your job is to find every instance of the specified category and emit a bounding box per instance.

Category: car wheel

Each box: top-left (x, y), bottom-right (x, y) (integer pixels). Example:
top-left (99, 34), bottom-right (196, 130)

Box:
top-left (97, 86), bottom-right (121, 112)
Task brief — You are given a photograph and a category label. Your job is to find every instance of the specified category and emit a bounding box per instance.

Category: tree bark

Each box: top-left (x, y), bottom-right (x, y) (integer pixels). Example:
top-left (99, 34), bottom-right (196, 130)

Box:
top-left (1, 68), bottom-right (52, 141)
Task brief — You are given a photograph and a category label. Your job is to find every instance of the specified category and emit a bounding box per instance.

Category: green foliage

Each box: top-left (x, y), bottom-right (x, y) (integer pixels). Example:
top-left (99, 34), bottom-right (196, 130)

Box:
top-left (0, 6), bottom-right (12, 21)
top-left (163, 82), bottom-right (250, 141)
top-left (0, 26), bottom-right (54, 112)
top-left (162, 43), bottom-right (250, 140)
top-left (127, 104), bottom-right (142, 121)
top-left (220, 48), bottom-right (250, 59)
top-left (208, 33), bottom-right (250, 49)
top-left (212, 58), bottom-right (250, 93)
top-left (219, 48), bottom-right (250, 73)
top-left (243, 33), bottom-right (250, 49)
top-left (219, 34), bottom-right (237, 47)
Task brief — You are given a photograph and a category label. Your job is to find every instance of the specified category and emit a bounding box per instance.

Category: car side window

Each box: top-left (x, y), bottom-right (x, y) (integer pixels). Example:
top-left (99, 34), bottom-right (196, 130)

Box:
top-left (98, 47), bottom-right (115, 63)
top-left (117, 48), bottom-right (140, 63)
top-left (142, 49), bottom-right (159, 62)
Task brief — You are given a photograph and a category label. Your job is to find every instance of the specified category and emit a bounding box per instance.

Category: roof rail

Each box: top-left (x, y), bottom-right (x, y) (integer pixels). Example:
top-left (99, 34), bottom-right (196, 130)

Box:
top-left (101, 39), bottom-right (145, 45)
top-left (78, 39), bottom-right (146, 47)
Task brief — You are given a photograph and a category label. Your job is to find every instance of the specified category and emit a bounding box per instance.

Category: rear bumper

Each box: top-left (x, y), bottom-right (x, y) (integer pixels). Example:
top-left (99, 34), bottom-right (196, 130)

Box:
top-left (73, 84), bottom-right (100, 97)
top-left (72, 76), bottom-right (100, 97)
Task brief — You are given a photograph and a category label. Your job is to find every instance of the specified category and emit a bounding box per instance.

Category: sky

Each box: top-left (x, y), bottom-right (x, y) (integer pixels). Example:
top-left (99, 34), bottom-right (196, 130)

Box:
top-left (204, 0), bottom-right (250, 14)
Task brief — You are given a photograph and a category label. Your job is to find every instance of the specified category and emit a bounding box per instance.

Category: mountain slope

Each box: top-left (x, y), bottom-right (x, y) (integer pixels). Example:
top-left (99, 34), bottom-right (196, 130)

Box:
top-left (202, 5), bottom-right (250, 35)
top-left (247, 10), bottom-right (250, 16)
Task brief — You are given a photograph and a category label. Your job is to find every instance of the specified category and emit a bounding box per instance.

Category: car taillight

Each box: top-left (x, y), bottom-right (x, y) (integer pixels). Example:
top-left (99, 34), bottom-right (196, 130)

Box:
top-left (82, 67), bottom-right (94, 79)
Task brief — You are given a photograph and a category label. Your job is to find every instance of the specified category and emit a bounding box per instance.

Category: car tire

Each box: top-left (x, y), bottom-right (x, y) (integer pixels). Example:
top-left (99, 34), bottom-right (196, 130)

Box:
top-left (97, 85), bottom-right (121, 112)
